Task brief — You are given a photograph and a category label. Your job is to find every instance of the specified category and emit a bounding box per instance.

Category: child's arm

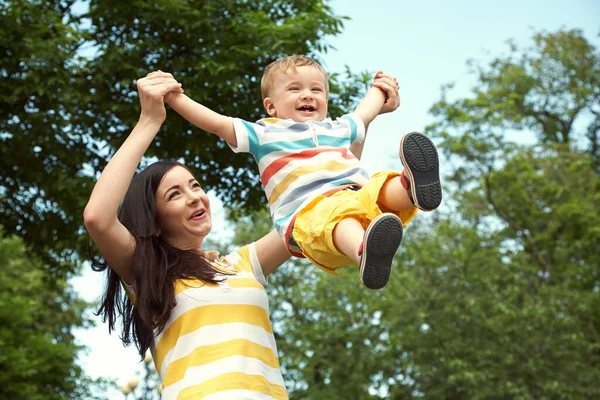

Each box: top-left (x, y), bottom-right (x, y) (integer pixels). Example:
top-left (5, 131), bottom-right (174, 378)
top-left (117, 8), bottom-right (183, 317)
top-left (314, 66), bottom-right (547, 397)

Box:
top-left (375, 72), bottom-right (400, 115)
top-left (351, 72), bottom-right (400, 159)
top-left (354, 86), bottom-right (386, 129)
top-left (167, 92), bottom-right (238, 148)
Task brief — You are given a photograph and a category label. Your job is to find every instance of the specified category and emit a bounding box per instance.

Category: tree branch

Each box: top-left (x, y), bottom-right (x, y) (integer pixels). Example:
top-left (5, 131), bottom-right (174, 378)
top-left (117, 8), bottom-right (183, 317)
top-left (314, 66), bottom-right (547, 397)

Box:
top-left (483, 172), bottom-right (552, 275)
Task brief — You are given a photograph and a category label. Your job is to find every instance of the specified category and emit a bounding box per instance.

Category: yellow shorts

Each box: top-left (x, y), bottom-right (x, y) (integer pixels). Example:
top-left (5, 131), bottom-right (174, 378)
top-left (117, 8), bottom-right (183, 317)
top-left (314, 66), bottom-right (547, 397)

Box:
top-left (291, 171), bottom-right (418, 273)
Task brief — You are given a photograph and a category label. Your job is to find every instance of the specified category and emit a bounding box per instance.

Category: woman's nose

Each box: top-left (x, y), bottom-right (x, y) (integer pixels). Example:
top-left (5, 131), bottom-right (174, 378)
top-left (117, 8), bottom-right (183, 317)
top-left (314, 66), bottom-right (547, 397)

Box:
top-left (186, 194), bottom-right (199, 205)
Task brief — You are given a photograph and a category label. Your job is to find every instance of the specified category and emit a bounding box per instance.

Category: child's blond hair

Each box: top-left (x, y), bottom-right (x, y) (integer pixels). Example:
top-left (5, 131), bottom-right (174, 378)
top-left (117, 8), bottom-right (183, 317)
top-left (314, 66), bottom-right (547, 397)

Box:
top-left (260, 55), bottom-right (329, 100)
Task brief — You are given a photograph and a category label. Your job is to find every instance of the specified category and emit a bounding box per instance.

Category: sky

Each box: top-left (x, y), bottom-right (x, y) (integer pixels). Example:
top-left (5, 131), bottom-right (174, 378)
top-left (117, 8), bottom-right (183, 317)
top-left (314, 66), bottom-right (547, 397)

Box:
top-left (70, 1), bottom-right (599, 397)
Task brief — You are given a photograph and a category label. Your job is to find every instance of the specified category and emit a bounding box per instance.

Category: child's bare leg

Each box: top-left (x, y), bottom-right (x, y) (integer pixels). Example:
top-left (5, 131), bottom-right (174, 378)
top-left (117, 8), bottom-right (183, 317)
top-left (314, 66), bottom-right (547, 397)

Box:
top-left (377, 176), bottom-right (413, 212)
top-left (332, 217), bottom-right (364, 264)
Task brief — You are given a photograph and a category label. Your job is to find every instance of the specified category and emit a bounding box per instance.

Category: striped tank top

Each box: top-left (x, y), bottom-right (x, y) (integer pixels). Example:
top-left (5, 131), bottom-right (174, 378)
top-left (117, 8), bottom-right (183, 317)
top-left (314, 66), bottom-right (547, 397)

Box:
top-left (125, 244), bottom-right (287, 399)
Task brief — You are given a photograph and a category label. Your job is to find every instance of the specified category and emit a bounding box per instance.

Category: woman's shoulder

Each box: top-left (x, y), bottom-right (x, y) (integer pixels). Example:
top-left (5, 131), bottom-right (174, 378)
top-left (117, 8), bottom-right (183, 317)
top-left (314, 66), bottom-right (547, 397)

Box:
top-left (206, 244), bottom-right (266, 285)
top-left (205, 244), bottom-right (254, 272)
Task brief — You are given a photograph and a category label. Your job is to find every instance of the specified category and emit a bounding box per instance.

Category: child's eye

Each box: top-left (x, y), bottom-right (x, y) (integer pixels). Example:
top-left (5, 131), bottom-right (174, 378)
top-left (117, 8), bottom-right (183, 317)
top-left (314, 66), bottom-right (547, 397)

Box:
top-left (289, 86), bottom-right (299, 91)
top-left (312, 87), bottom-right (323, 92)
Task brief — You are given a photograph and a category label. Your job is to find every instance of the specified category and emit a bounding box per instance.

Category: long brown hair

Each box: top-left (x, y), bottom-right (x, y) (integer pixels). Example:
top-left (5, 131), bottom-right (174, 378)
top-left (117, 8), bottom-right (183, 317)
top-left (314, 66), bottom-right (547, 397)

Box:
top-left (90, 161), bottom-right (226, 359)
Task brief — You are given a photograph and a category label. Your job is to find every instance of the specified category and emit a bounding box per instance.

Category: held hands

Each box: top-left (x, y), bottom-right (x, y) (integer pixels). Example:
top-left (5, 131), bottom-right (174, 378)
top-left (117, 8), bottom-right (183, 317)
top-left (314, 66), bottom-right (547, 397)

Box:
top-left (372, 71), bottom-right (400, 114)
top-left (137, 71), bottom-right (184, 123)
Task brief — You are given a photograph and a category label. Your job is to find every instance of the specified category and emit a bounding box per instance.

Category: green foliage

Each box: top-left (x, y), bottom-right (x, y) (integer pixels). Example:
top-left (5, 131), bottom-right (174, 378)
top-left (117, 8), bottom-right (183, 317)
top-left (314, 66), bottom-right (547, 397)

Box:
top-left (5, 1), bottom-right (597, 397)
top-left (429, 29), bottom-right (600, 176)
top-left (1, 1), bottom-right (359, 397)
top-left (385, 215), bottom-right (599, 399)
top-left (328, 67), bottom-right (373, 117)
top-left (0, 230), bottom-right (109, 400)
top-left (0, 0), bottom-right (357, 269)
top-left (416, 28), bottom-right (600, 399)
top-left (0, 0), bottom-right (94, 267)
top-left (82, 0), bottom-right (351, 213)
top-left (224, 29), bottom-right (600, 399)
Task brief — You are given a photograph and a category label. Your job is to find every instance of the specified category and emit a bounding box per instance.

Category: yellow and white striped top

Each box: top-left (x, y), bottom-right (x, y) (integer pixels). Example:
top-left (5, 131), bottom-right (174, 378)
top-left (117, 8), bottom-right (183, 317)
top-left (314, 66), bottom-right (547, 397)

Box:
top-left (127, 244), bottom-right (288, 399)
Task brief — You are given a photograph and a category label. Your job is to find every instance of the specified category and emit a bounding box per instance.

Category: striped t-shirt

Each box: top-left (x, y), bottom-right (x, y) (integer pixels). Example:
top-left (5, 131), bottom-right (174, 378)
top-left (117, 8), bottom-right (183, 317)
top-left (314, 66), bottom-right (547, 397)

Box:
top-left (231, 114), bottom-right (368, 255)
top-left (125, 244), bottom-right (287, 399)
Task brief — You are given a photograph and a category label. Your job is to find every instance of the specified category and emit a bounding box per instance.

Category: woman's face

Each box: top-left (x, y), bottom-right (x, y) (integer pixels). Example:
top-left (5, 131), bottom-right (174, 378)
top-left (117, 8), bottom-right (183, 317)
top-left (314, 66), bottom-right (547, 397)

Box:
top-left (154, 166), bottom-right (212, 250)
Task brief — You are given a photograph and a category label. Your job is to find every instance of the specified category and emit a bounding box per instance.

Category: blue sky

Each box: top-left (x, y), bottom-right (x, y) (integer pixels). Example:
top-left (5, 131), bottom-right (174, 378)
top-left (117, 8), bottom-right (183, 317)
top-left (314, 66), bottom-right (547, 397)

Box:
top-left (72, 1), bottom-right (599, 397)
top-left (323, 0), bottom-right (599, 174)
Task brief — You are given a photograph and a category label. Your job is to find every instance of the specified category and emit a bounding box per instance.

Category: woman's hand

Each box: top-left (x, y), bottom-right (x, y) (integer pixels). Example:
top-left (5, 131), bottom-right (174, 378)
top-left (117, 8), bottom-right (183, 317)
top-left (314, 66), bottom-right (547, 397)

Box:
top-left (372, 71), bottom-right (400, 114)
top-left (137, 71), bottom-right (184, 123)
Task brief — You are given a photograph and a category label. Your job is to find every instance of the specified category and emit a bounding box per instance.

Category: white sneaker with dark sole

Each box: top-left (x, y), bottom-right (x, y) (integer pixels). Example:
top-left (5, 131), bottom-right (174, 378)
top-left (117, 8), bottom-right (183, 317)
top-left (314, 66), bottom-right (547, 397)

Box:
top-left (359, 213), bottom-right (404, 290)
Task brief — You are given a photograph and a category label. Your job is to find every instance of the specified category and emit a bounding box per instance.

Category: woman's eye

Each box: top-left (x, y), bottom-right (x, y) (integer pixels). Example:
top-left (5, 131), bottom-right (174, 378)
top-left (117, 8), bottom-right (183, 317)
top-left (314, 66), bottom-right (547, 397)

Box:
top-left (192, 183), bottom-right (202, 189)
top-left (168, 191), bottom-right (180, 200)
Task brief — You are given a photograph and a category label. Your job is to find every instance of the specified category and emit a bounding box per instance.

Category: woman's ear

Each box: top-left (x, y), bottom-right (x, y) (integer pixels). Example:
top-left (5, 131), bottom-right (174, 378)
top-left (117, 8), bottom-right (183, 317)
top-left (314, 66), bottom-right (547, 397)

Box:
top-left (263, 97), bottom-right (277, 117)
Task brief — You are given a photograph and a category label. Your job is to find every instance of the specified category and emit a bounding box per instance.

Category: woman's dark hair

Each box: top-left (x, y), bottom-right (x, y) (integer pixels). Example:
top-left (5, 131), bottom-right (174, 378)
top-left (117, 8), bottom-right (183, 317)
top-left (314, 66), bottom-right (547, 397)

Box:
top-left (90, 161), bottom-right (226, 359)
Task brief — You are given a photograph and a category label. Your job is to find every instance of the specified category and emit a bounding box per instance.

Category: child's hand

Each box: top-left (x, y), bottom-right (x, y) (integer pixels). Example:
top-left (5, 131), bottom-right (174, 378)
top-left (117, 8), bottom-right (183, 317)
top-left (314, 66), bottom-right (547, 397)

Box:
top-left (159, 71), bottom-right (184, 104)
top-left (164, 85), bottom-right (183, 104)
top-left (372, 71), bottom-right (400, 114)
top-left (145, 70), bottom-right (184, 104)
top-left (138, 71), bottom-right (183, 122)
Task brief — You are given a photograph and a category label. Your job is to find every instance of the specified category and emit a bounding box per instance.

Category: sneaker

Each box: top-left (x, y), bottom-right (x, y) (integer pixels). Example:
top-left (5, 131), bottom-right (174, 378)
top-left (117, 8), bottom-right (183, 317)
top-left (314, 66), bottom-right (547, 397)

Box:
top-left (399, 132), bottom-right (442, 211)
top-left (359, 213), bottom-right (403, 290)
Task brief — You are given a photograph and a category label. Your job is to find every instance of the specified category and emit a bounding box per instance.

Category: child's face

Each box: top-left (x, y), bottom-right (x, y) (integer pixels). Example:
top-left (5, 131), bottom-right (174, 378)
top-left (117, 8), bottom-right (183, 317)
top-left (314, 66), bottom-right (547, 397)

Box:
top-left (263, 66), bottom-right (328, 122)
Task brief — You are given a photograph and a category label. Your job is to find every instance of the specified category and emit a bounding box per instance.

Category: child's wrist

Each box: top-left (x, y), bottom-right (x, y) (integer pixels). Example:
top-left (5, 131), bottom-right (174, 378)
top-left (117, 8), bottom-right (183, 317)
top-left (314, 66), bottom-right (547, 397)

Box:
top-left (165, 92), bottom-right (182, 105)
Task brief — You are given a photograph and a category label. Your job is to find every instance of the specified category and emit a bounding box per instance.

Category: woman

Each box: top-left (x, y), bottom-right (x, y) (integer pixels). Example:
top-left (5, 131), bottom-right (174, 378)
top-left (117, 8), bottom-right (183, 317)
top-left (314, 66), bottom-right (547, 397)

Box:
top-left (84, 71), bottom-right (290, 399)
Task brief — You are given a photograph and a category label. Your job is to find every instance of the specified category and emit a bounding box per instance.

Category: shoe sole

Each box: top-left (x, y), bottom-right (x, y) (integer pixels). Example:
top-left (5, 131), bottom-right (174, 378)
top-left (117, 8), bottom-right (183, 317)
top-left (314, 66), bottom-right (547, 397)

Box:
top-left (400, 132), bottom-right (442, 211)
top-left (360, 213), bottom-right (403, 290)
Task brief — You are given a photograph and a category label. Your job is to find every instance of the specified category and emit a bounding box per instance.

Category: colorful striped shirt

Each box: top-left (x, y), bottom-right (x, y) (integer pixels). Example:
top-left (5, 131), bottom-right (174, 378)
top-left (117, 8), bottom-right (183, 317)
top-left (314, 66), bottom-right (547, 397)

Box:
top-left (231, 114), bottom-right (368, 255)
top-left (125, 244), bottom-right (287, 399)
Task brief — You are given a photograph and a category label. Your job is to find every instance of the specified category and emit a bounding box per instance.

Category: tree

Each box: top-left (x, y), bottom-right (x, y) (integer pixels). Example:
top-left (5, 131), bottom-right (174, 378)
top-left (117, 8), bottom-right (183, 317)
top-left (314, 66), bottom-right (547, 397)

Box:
top-left (225, 29), bottom-right (600, 399)
top-left (0, 229), bottom-right (109, 400)
top-left (385, 28), bottom-right (600, 398)
top-left (1, 1), bottom-right (366, 397)
top-left (0, 0), bottom-right (93, 267)
top-left (1, 0), bottom-right (362, 268)
top-left (81, 0), bottom-right (351, 208)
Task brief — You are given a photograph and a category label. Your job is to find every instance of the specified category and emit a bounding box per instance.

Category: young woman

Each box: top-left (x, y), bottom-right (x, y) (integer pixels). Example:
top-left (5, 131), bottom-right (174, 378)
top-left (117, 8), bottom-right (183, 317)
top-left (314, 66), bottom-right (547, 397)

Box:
top-left (84, 71), bottom-right (289, 399)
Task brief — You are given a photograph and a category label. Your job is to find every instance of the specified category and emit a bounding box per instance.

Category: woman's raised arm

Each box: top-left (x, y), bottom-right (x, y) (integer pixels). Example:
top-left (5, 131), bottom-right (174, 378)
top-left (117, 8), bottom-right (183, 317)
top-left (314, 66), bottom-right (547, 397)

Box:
top-left (83, 72), bottom-right (183, 283)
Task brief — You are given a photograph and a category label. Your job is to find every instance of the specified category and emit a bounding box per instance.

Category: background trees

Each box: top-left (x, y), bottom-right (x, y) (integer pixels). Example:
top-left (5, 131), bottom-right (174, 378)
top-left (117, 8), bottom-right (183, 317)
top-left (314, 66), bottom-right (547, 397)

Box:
top-left (225, 29), bottom-right (600, 399)
top-left (0, 230), bottom-right (110, 400)
top-left (408, 29), bottom-right (600, 398)
top-left (1, 0), bottom-right (356, 267)
top-left (1, 1), bottom-right (351, 398)
top-left (1, 0), bottom-right (598, 397)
